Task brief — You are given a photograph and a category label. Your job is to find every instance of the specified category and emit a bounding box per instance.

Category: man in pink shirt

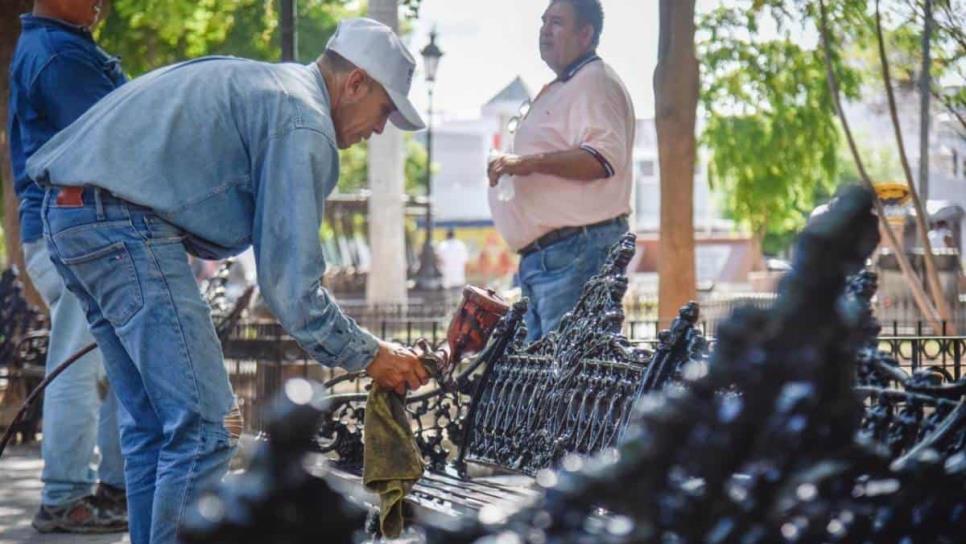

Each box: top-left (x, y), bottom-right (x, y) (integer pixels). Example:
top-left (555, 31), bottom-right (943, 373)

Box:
top-left (487, 0), bottom-right (635, 342)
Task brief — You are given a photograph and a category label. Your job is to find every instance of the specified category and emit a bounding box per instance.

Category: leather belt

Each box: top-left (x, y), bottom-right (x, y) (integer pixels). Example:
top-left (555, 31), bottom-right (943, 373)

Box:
top-left (51, 186), bottom-right (139, 209)
top-left (517, 215), bottom-right (627, 257)
top-left (55, 186), bottom-right (85, 207)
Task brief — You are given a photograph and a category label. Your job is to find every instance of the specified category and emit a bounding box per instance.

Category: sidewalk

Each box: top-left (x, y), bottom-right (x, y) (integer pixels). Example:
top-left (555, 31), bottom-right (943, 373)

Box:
top-left (0, 445), bottom-right (129, 544)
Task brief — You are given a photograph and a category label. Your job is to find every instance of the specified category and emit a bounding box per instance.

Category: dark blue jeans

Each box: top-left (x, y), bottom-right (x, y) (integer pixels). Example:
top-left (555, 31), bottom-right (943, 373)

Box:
top-left (42, 189), bottom-right (236, 544)
top-left (518, 218), bottom-right (628, 342)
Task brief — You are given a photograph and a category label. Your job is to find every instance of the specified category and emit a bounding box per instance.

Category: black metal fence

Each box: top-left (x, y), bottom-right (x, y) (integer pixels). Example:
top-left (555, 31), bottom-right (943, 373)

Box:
top-left (221, 313), bottom-right (964, 435)
top-left (875, 334), bottom-right (964, 380)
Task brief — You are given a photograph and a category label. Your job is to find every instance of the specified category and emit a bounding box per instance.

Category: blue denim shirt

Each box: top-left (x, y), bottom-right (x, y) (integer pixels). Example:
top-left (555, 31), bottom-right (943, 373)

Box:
top-left (27, 57), bottom-right (380, 370)
top-left (7, 14), bottom-right (126, 243)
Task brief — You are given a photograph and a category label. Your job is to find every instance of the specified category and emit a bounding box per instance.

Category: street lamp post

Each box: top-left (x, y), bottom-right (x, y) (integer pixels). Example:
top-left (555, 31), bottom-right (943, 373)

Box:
top-left (414, 29), bottom-right (444, 291)
top-left (280, 0), bottom-right (297, 62)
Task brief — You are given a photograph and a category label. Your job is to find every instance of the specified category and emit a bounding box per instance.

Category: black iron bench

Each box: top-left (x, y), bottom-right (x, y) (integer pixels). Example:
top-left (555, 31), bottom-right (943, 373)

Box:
top-left (180, 186), bottom-right (965, 543)
top-left (414, 185), bottom-right (966, 543)
top-left (0, 268), bottom-right (48, 444)
top-left (318, 233), bottom-right (710, 521)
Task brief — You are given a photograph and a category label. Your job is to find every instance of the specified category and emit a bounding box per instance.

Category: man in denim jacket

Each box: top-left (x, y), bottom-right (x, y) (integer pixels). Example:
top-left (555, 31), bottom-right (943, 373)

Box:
top-left (7, 0), bottom-right (127, 533)
top-left (27, 18), bottom-right (430, 544)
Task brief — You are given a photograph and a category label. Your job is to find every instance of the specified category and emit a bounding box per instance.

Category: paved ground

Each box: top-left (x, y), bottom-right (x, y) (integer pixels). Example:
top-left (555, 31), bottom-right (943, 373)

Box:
top-left (0, 445), bottom-right (128, 544)
top-left (0, 440), bottom-right (421, 543)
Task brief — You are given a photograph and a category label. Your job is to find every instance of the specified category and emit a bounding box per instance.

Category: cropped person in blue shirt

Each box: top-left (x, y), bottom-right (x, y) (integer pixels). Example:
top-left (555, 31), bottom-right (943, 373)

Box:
top-left (7, 0), bottom-right (127, 534)
top-left (26, 17), bottom-right (430, 544)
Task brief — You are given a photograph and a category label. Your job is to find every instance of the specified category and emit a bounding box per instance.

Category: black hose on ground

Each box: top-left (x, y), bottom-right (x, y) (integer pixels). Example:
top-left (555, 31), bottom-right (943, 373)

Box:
top-left (0, 342), bottom-right (97, 458)
top-left (0, 273), bottom-right (255, 461)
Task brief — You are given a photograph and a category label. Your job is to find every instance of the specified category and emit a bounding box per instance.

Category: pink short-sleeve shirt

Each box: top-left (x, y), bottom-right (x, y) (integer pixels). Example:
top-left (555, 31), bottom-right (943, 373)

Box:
top-left (488, 58), bottom-right (635, 251)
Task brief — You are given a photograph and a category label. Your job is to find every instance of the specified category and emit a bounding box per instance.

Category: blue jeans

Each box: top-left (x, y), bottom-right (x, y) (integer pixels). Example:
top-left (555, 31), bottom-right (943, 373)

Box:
top-left (518, 218), bottom-right (628, 343)
top-left (42, 189), bottom-right (237, 544)
top-left (23, 240), bottom-right (125, 506)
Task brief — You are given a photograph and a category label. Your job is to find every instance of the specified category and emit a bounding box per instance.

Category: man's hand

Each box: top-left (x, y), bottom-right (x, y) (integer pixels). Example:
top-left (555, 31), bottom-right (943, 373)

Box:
top-left (487, 153), bottom-right (536, 187)
top-left (365, 341), bottom-right (430, 396)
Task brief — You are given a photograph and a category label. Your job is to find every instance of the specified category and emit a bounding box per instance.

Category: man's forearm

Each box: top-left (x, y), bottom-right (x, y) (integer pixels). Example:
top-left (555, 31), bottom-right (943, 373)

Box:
top-left (521, 148), bottom-right (609, 181)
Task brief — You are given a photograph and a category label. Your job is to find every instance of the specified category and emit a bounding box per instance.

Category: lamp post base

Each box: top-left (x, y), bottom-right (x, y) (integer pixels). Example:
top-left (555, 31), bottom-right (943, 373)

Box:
top-left (414, 239), bottom-right (442, 291)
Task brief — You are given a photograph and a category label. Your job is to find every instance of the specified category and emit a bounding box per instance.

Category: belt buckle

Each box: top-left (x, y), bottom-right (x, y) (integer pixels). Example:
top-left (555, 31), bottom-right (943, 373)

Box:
top-left (55, 187), bottom-right (84, 208)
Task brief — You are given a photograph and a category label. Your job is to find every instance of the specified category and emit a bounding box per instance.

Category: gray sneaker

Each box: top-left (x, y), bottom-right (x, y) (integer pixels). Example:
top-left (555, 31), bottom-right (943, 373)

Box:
top-left (31, 495), bottom-right (127, 534)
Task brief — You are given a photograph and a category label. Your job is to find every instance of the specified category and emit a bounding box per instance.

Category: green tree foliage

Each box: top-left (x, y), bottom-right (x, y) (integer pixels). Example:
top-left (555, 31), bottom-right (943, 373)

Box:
top-left (698, 1), bottom-right (866, 253)
top-left (699, 0), bottom-right (964, 254)
top-left (403, 136), bottom-right (430, 195)
top-left (337, 135), bottom-right (428, 194)
top-left (95, 0), bottom-right (428, 198)
top-left (97, 0), bottom-right (355, 76)
top-left (851, 0), bottom-right (965, 139)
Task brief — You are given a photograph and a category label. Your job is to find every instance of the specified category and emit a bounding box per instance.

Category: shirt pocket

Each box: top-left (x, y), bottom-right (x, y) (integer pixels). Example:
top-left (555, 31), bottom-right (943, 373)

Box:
top-left (60, 241), bottom-right (143, 328)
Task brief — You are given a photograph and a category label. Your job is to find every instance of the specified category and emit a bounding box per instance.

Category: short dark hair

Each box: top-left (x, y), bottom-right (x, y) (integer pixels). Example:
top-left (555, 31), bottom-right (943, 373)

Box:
top-left (320, 49), bottom-right (358, 74)
top-left (554, 0), bottom-right (604, 47)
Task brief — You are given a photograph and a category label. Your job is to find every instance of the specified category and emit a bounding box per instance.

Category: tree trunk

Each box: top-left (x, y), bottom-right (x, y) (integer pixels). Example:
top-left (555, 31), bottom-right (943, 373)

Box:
top-left (655, 0), bottom-right (698, 327)
top-left (1, 2), bottom-right (40, 305)
top-left (874, 0), bottom-right (955, 333)
top-left (365, 0), bottom-right (408, 308)
top-left (817, 0), bottom-right (943, 333)
top-left (280, 0), bottom-right (297, 62)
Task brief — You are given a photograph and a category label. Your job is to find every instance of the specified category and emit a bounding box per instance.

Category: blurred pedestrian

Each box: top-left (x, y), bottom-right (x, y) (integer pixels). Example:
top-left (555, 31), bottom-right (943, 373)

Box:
top-left (437, 228), bottom-right (469, 289)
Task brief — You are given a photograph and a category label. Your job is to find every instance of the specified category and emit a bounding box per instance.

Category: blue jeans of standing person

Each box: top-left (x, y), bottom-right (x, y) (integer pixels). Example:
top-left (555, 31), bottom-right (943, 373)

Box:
top-left (518, 218), bottom-right (628, 343)
top-left (22, 240), bottom-right (126, 506)
top-left (42, 188), bottom-right (237, 544)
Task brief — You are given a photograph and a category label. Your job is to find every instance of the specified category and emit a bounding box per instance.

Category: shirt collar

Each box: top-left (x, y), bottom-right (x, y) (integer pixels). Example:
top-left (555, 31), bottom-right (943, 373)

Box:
top-left (309, 61), bottom-right (332, 105)
top-left (556, 50), bottom-right (600, 83)
top-left (20, 14), bottom-right (93, 40)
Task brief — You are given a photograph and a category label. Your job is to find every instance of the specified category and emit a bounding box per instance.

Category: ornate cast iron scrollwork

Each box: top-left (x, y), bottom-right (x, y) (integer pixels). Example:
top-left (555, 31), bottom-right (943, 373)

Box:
top-left (316, 319), bottom-right (511, 472)
top-left (316, 233), bottom-right (708, 477)
top-left (847, 270), bottom-right (966, 466)
top-left (461, 233), bottom-right (709, 475)
top-left (317, 385), bottom-right (473, 472)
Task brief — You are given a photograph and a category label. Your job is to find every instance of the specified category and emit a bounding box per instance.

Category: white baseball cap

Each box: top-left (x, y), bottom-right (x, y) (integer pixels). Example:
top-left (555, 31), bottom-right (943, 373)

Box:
top-left (325, 18), bottom-right (426, 131)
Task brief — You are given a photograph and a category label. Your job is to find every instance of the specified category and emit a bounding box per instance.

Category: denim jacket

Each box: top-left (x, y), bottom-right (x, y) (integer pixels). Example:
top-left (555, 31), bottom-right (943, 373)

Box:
top-left (27, 57), bottom-right (380, 370)
top-left (8, 14), bottom-right (126, 243)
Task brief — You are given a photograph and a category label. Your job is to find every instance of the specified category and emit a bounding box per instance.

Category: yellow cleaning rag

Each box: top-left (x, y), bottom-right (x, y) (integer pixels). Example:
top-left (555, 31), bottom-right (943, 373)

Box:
top-left (362, 383), bottom-right (425, 538)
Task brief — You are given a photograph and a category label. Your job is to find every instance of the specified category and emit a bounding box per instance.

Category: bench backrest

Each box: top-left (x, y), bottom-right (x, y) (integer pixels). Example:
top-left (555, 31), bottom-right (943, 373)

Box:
top-left (459, 233), bottom-right (708, 475)
top-left (316, 235), bottom-right (708, 474)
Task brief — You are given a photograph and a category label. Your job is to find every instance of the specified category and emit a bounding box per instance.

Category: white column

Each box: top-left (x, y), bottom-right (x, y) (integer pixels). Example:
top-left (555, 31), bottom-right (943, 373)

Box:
top-left (365, 0), bottom-right (408, 307)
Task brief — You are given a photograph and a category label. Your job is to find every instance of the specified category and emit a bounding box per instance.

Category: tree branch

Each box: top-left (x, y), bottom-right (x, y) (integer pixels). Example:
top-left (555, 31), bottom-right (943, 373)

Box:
top-left (931, 88), bottom-right (966, 137)
top-left (875, 0), bottom-right (956, 332)
top-left (818, 0), bottom-right (943, 332)
top-left (904, 0), bottom-right (966, 51)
